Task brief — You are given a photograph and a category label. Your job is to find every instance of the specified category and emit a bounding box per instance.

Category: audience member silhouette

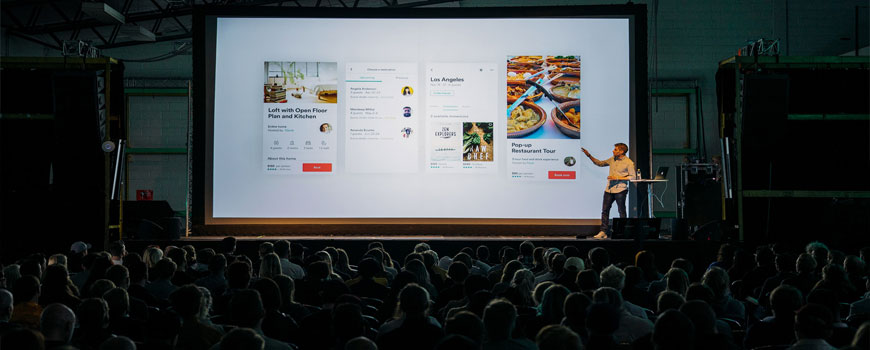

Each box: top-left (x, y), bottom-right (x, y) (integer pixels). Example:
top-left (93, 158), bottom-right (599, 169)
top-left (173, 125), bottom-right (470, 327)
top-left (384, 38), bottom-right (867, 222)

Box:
top-left (72, 298), bottom-right (113, 350)
top-left (377, 283), bottom-right (444, 350)
top-left (40, 303), bottom-right (76, 349)
top-left (482, 298), bottom-right (535, 350)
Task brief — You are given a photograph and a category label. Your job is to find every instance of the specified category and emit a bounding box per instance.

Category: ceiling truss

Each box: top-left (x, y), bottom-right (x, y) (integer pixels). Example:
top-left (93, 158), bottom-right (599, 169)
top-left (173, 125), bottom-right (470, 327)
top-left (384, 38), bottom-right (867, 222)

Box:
top-left (1, 0), bottom-right (461, 50)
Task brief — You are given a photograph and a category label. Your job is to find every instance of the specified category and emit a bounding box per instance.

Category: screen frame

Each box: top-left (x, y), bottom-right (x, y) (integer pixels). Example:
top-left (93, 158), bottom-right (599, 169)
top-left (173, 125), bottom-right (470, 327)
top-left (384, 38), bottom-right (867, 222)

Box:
top-left (192, 5), bottom-right (649, 233)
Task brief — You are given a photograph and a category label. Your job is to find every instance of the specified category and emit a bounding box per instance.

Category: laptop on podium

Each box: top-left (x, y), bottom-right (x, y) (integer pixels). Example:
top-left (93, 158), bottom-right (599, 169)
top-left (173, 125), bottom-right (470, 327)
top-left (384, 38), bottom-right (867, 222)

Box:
top-left (653, 167), bottom-right (668, 180)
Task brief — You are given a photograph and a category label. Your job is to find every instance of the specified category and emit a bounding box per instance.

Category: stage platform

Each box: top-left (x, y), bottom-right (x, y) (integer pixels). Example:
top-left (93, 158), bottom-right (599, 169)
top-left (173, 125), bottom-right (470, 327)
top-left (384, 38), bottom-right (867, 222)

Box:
top-left (125, 235), bottom-right (720, 274)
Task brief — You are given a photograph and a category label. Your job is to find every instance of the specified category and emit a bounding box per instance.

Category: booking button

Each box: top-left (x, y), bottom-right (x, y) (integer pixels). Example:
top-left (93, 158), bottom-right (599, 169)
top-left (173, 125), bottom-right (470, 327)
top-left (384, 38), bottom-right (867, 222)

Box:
top-left (303, 163), bottom-right (333, 172)
top-left (548, 171), bottom-right (576, 179)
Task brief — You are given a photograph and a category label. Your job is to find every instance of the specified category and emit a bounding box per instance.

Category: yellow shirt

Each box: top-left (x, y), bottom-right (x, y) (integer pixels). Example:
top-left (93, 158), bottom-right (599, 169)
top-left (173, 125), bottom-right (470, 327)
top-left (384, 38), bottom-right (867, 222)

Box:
top-left (10, 301), bottom-right (43, 330)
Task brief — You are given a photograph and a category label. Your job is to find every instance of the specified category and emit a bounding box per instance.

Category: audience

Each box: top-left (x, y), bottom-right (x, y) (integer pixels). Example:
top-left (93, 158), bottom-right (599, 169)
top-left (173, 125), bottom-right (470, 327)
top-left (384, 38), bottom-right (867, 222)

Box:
top-left (0, 237), bottom-right (867, 350)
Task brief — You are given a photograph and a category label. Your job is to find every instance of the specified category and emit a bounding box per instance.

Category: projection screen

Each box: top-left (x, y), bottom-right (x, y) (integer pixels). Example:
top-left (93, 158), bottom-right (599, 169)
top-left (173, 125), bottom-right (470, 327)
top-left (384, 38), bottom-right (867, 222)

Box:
top-left (194, 6), bottom-right (648, 227)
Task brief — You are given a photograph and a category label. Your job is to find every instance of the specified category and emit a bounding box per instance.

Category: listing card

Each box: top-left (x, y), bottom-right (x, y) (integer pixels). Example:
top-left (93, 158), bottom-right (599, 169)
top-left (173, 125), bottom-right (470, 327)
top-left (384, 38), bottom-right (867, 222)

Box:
top-left (425, 63), bottom-right (498, 173)
top-left (262, 61), bottom-right (338, 174)
top-left (505, 55), bottom-right (582, 181)
top-left (344, 63), bottom-right (419, 173)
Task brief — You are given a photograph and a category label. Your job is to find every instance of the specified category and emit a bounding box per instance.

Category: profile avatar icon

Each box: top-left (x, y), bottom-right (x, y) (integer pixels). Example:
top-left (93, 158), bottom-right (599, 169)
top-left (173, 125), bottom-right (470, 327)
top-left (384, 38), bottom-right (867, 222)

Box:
top-left (401, 86), bottom-right (414, 96)
top-left (564, 156), bottom-right (576, 167)
top-left (403, 106), bottom-right (412, 118)
top-left (401, 127), bottom-right (413, 138)
top-left (320, 123), bottom-right (332, 133)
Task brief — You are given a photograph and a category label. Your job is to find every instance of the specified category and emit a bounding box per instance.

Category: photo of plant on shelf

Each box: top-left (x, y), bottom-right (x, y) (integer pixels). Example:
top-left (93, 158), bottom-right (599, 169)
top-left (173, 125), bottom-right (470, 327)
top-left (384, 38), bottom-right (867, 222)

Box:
top-left (263, 61), bottom-right (337, 104)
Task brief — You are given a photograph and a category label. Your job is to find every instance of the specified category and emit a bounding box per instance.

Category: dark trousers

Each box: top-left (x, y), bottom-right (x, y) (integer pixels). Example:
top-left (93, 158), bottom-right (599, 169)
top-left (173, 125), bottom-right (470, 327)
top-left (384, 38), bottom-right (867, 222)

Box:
top-left (600, 190), bottom-right (627, 233)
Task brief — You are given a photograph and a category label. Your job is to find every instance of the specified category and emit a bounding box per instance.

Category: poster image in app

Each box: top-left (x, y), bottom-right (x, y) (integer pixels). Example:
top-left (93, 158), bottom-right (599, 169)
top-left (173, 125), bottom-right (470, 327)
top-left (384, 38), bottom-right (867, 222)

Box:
top-left (430, 123), bottom-right (460, 160)
top-left (506, 55), bottom-right (581, 139)
top-left (462, 122), bottom-right (493, 162)
top-left (264, 61), bottom-right (338, 104)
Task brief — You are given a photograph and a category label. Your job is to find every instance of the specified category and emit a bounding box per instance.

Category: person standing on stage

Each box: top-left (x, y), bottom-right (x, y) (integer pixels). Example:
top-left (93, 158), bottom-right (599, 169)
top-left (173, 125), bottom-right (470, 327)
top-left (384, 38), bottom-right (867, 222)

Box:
top-left (582, 143), bottom-right (636, 239)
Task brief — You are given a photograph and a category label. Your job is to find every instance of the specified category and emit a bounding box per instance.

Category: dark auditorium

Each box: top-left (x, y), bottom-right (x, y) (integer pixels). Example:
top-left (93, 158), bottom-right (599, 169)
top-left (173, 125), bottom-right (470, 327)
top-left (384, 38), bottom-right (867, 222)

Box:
top-left (1, 2), bottom-right (868, 350)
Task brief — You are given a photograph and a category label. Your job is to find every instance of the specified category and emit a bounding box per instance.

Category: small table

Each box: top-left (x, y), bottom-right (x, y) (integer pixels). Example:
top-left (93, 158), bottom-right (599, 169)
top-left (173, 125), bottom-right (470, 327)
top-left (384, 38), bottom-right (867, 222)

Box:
top-left (630, 179), bottom-right (668, 218)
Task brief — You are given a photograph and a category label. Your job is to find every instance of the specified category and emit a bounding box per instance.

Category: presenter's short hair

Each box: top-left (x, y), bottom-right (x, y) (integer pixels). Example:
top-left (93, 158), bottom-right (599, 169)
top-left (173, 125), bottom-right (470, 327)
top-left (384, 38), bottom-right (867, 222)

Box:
top-left (615, 143), bottom-right (628, 153)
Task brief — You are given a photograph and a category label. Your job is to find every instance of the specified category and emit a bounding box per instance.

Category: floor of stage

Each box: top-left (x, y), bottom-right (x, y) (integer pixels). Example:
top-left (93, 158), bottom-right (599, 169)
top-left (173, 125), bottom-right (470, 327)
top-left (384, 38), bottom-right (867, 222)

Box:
top-left (179, 235), bottom-right (588, 241)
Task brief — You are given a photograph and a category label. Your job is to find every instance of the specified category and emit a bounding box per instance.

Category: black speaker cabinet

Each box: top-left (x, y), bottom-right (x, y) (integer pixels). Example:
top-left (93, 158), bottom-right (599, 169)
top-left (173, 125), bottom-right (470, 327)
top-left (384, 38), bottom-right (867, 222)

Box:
top-left (611, 218), bottom-right (661, 240)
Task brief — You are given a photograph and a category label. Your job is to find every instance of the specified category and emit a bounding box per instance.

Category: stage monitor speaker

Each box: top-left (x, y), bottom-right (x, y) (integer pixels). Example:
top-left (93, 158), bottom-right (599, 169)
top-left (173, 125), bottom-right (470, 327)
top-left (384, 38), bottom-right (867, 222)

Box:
top-left (124, 201), bottom-right (175, 221)
top-left (158, 217), bottom-right (183, 240)
top-left (611, 218), bottom-right (661, 240)
top-left (690, 220), bottom-right (723, 241)
top-left (136, 219), bottom-right (164, 240)
top-left (123, 201), bottom-right (176, 239)
top-left (135, 217), bottom-right (183, 240)
top-left (670, 218), bottom-right (689, 240)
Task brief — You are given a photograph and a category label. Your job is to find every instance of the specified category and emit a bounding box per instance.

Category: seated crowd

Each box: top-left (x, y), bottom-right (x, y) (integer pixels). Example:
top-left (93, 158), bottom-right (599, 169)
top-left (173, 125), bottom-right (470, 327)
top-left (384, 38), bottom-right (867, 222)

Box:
top-left (0, 237), bottom-right (868, 350)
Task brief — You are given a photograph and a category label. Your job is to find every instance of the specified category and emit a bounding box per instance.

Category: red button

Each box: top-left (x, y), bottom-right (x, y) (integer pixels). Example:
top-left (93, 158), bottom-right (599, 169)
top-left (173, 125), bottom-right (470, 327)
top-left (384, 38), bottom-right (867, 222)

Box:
top-left (302, 163), bottom-right (332, 172)
top-left (548, 171), bottom-right (576, 179)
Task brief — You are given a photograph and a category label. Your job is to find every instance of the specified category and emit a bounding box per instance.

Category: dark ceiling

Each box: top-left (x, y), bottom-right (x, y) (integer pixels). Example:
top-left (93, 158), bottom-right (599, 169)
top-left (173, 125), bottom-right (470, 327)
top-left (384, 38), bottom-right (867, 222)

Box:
top-left (1, 0), bottom-right (461, 50)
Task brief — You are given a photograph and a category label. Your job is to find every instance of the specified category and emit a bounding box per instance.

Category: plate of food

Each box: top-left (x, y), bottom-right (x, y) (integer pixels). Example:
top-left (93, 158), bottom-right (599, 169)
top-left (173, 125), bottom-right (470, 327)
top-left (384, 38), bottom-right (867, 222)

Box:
top-left (547, 66), bottom-right (580, 84)
top-left (545, 56), bottom-right (581, 68)
top-left (507, 98), bottom-right (546, 138)
top-left (506, 69), bottom-right (543, 83)
top-left (550, 82), bottom-right (581, 102)
top-left (551, 100), bottom-right (581, 139)
top-left (507, 61), bottom-right (542, 70)
top-left (509, 56), bottom-right (544, 66)
top-left (507, 83), bottom-right (543, 102)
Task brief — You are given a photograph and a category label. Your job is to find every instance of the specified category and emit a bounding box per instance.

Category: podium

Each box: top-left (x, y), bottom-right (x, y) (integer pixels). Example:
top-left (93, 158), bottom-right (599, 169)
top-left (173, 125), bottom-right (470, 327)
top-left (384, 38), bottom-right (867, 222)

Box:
top-left (630, 179), bottom-right (668, 218)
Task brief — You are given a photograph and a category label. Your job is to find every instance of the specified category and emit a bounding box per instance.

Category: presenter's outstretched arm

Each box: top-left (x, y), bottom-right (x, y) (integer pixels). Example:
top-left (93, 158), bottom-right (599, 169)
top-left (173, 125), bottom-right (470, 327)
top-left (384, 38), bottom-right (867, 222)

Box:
top-left (581, 147), bottom-right (607, 167)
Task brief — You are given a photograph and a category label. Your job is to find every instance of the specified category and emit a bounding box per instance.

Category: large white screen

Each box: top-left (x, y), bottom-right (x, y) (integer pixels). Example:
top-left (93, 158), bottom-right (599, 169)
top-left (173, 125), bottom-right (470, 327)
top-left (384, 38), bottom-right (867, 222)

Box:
top-left (211, 17), bottom-right (631, 220)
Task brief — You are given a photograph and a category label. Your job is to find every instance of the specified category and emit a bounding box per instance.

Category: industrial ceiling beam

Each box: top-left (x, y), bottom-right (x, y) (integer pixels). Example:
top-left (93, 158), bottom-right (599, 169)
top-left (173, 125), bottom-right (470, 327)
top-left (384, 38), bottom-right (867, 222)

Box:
top-left (2, 0), bottom-right (462, 50)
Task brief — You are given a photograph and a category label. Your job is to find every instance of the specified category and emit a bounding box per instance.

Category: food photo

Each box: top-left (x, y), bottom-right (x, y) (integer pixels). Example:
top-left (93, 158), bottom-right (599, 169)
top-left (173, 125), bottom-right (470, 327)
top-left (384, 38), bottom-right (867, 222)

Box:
top-left (506, 55), bottom-right (581, 139)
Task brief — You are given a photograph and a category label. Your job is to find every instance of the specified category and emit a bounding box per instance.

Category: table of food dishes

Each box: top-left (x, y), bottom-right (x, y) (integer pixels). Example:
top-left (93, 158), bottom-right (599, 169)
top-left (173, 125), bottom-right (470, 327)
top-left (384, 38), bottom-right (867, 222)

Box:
top-left (506, 55), bottom-right (581, 140)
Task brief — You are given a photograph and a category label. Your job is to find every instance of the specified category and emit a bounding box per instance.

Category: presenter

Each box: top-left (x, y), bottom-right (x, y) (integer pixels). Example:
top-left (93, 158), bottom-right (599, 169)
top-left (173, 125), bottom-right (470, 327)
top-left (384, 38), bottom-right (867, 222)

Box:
top-left (582, 143), bottom-right (636, 239)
